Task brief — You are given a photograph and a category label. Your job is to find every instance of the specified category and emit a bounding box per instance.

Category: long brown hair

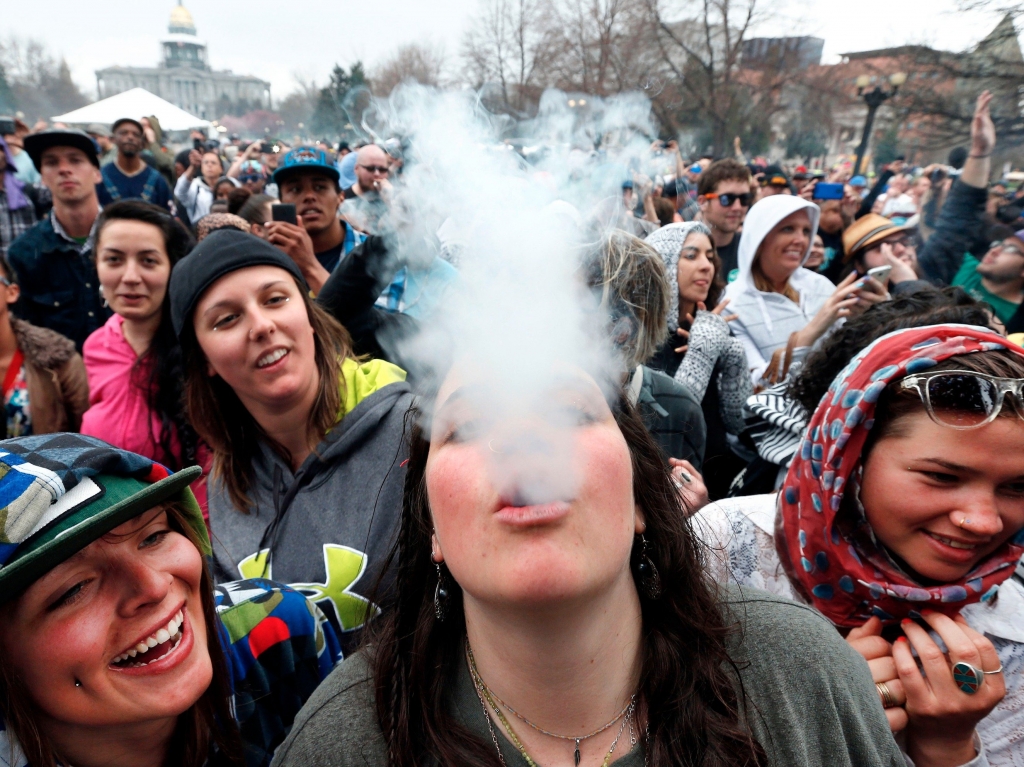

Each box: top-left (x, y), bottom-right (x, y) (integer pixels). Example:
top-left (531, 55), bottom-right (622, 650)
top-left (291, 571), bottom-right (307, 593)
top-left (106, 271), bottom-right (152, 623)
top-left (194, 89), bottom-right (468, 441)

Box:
top-left (751, 259), bottom-right (799, 304)
top-left (368, 395), bottom-right (767, 767)
top-left (181, 278), bottom-right (354, 511)
top-left (95, 200), bottom-right (198, 471)
top-left (0, 503), bottom-right (243, 767)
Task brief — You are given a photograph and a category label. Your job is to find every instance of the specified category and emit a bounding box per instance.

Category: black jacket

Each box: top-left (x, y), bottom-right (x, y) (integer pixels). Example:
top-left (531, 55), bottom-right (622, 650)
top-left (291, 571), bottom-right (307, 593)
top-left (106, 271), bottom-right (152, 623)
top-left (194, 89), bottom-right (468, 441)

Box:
top-left (7, 214), bottom-right (110, 351)
top-left (917, 179), bottom-right (989, 286)
top-left (316, 235), bottom-right (421, 373)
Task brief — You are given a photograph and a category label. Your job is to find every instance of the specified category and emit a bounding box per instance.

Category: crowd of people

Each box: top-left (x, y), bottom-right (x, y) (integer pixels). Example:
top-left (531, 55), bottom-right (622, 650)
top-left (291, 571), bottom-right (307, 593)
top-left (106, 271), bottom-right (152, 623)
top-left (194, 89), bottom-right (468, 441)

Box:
top-left (0, 84), bottom-right (1021, 767)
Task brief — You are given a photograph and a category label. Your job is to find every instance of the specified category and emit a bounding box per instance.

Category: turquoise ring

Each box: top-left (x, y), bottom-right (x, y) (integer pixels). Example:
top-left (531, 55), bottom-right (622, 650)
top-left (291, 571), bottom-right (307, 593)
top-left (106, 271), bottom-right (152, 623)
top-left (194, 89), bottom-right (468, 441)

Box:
top-left (952, 662), bottom-right (984, 694)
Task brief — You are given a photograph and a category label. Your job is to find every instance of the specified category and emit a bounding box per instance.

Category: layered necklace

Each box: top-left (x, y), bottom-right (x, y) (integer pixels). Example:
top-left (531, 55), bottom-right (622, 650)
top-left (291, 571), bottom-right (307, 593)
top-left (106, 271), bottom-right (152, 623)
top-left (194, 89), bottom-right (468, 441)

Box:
top-left (466, 643), bottom-right (643, 767)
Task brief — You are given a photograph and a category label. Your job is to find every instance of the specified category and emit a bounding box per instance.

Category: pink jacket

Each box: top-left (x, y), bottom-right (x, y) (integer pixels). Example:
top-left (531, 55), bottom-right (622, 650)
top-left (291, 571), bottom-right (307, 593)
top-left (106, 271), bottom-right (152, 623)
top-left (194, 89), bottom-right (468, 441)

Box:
top-left (81, 314), bottom-right (210, 516)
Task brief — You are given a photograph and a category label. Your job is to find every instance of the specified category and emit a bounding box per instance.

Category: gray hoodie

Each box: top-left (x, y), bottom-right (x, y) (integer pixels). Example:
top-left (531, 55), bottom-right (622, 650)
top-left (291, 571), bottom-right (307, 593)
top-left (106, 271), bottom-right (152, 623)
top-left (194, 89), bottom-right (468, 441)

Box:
top-left (207, 380), bottom-right (414, 655)
top-left (723, 196), bottom-right (835, 383)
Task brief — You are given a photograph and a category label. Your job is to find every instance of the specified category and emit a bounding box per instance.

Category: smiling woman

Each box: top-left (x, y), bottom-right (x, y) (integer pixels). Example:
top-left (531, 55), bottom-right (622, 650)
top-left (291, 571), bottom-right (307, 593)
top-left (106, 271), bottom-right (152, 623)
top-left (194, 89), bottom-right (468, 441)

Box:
top-left (692, 325), bottom-right (1024, 767)
top-left (169, 229), bottom-right (413, 654)
top-left (80, 201), bottom-right (208, 511)
top-left (0, 434), bottom-right (340, 767)
top-left (725, 196), bottom-right (890, 385)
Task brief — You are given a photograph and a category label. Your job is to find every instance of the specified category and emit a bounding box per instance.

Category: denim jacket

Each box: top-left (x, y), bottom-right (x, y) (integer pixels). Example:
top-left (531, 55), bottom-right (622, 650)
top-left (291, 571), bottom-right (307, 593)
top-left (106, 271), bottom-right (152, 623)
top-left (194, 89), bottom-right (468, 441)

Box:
top-left (7, 212), bottom-right (110, 351)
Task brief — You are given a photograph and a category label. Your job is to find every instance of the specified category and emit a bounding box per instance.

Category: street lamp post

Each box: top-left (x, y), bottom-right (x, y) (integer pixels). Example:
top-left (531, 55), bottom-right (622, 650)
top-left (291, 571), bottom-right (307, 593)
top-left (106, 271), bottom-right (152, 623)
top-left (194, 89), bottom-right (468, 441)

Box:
top-left (853, 72), bottom-right (907, 175)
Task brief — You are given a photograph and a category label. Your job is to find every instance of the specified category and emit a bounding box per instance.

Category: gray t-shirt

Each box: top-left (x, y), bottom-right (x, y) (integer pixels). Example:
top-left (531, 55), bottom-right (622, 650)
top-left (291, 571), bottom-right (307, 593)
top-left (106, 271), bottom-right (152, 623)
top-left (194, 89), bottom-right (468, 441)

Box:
top-left (271, 586), bottom-right (904, 767)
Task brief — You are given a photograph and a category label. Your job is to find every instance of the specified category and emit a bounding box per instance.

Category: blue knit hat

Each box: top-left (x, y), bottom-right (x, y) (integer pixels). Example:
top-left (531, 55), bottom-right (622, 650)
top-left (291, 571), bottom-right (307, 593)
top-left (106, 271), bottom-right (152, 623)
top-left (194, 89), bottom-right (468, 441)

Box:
top-left (0, 434), bottom-right (205, 604)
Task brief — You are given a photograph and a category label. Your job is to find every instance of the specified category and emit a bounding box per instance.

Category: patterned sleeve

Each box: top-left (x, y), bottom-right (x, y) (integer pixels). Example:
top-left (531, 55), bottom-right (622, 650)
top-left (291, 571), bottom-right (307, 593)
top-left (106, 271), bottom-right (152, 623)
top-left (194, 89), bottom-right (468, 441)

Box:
top-left (715, 336), bottom-right (753, 435)
top-left (690, 495), bottom-right (800, 601)
top-left (672, 310), bottom-right (730, 402)
top-left (214, 578), bottom-right (343, 767)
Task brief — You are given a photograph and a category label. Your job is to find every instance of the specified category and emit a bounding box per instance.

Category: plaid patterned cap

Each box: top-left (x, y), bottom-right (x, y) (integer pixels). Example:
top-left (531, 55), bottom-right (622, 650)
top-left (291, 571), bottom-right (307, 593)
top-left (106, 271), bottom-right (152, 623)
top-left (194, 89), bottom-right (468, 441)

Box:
top-left (0, 433), bottom-right (206, 604)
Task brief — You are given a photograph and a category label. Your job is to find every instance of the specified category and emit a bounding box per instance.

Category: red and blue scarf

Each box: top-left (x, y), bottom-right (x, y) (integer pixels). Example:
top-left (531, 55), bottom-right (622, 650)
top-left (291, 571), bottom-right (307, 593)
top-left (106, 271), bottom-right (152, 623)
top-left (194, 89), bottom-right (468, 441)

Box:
top-left (777, 325), bottom-right (1024, 627)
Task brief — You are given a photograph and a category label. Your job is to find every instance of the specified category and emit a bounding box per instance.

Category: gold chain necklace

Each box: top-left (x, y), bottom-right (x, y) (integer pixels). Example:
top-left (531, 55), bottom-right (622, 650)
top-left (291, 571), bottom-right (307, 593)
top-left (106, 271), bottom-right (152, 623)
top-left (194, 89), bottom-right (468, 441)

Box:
top-left (467, 643), bottom-right (636, 767)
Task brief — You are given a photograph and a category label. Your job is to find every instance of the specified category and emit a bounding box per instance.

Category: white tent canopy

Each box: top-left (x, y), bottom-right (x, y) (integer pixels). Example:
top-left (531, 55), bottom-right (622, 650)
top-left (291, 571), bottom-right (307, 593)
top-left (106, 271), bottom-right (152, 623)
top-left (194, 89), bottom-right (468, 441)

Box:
top-left (52, 88), bottom-right (210, 132)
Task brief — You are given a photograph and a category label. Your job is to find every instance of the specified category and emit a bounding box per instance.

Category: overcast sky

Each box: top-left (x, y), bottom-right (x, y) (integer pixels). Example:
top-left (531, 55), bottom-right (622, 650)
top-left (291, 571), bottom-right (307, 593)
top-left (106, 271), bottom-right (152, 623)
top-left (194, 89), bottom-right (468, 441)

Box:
top-left (1, 0), bottom-right (1011, 100)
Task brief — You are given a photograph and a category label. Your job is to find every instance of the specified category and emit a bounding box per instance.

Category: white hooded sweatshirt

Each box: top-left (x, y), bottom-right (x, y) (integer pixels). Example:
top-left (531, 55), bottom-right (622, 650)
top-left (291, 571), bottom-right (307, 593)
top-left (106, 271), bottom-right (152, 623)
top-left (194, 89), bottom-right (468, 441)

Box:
top-left (723, 196), bottom-right (835, 383)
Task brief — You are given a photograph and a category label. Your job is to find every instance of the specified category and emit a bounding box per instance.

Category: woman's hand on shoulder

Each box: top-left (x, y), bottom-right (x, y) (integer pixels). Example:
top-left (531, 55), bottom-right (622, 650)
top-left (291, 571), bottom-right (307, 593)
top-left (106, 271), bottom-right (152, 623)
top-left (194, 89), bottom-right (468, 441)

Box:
top-left (894, 611), bottom-right (1005, 767)
top-left (847, 617), bottom-right (908, 733)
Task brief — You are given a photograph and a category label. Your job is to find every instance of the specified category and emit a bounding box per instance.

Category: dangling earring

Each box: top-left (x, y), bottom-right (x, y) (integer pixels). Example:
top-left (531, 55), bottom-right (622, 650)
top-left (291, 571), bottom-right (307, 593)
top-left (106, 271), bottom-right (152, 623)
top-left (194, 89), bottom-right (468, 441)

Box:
top-left (98, 285), bottom-right (109, 308)
top-left (434, 562), bottom-right (451, 622)
top-left (634, 534), bottom-right (662, 600)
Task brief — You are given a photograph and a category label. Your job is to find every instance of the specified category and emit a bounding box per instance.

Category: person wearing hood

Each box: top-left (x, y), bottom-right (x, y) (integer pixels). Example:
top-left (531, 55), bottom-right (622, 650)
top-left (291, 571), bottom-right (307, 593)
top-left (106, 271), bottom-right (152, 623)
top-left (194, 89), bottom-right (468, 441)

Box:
top-left (724, 195), bottom-right (888, 385)
top-left (169, 229), bottom-right (413, 654)
top-left (0, 136), bottom-right (36, 258)
top-left (693, 325), bottom-right (1024, 766)
top-left (646, 221), bottom-right (752, 499)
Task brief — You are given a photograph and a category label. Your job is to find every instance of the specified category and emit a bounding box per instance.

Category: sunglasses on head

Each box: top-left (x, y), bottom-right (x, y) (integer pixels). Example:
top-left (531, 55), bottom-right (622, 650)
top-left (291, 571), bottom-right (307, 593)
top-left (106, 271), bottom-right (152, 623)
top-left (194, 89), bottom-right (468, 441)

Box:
top-left (900, 370), bottom-right (1024, 430)
top-left (705, 192), bottom-right (752, 208)
top-left (358, 164), bottom-right (390, 175)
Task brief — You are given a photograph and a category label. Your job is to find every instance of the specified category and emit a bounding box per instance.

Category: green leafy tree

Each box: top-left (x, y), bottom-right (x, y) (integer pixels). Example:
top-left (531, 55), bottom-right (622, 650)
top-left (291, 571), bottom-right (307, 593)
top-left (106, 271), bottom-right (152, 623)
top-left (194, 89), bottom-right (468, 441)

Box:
top-left (310, 62), bottom-right (369, 139)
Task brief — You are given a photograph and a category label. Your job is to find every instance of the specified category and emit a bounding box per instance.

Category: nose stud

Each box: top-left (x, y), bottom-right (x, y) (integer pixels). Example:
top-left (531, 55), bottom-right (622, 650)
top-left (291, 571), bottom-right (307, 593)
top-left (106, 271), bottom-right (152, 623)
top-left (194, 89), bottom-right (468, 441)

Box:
top-left (959, 515), bottom-right (970, 529)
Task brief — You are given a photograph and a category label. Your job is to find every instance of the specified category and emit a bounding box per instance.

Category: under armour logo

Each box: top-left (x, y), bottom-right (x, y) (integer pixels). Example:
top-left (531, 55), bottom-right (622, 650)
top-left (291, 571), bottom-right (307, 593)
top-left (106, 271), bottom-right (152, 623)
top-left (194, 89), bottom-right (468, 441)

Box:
top-left (237, 544), bottom-right (378, 631)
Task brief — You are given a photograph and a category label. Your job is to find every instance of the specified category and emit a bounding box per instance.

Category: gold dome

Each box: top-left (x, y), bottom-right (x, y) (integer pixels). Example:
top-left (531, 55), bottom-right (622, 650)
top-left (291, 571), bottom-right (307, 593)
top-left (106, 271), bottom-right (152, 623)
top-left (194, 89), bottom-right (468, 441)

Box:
top-left (169, 3), bottom-right (195, 32)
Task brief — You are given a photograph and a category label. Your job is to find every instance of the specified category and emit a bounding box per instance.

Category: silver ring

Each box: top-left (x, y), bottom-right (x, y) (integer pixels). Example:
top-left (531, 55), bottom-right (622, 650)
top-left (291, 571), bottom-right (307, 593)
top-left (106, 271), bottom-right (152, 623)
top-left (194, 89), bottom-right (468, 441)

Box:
top-left (983, 666), bottom-right (1003, 675)
top-left (952, 662), bottom-right (984, 694)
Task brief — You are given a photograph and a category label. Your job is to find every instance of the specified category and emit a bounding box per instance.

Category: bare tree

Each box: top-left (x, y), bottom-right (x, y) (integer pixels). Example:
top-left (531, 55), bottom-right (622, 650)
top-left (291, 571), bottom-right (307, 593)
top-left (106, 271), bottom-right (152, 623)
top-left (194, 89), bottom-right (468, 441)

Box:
top-left (0, 35), bottom-right (89, 121)
top-left (639, 0), bottom-right (802, 155)
top-left (830, 14), bottom-right (1024, 161)
top-left (462, 0), bottom-right (551, 114)
top-left (372, 43), bottom-right (447, 96)
top-left (543, 0), bottom-right (652, 96)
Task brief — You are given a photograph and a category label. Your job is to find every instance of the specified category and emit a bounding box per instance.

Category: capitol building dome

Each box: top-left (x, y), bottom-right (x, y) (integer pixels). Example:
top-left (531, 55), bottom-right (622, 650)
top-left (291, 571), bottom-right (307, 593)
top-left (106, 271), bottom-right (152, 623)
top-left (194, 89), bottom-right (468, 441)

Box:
top-left (95, 2), bottom-right (270, 119)
top-left (168, 3), bottom-right (196, 34)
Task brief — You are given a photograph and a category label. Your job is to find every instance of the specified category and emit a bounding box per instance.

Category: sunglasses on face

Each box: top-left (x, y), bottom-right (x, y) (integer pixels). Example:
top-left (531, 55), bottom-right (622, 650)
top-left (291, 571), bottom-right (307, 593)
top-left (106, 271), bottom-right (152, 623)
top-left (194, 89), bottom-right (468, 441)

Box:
top-left (888, 236), bottom-right (916, 249)
top-left (990, 240), bottom-right (1024, 257)
top-left (358, 164), bottom-right (390, 175)
top-left (900, 370), bottom-right (1024, 429)
top-left (705, 192), bottom-right (752, 208)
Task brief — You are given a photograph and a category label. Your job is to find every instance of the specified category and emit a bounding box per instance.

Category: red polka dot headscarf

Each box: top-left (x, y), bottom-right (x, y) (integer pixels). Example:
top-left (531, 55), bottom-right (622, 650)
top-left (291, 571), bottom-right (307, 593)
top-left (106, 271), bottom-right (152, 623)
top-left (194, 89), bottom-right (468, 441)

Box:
top-left (777, 324), bottom-right (1024, 628)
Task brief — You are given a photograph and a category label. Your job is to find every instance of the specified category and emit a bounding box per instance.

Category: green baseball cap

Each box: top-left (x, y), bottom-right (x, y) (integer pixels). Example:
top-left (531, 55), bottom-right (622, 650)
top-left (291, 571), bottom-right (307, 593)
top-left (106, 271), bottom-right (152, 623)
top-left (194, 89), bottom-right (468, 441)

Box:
top-left (0, 434), bottom-right (207, 605)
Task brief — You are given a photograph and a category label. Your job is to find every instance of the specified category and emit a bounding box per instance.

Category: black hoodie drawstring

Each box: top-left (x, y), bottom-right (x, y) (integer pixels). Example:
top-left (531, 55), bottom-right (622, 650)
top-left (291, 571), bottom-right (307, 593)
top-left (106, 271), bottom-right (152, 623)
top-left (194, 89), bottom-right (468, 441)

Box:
top-left (255, 459), bottom-right (321, 578)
